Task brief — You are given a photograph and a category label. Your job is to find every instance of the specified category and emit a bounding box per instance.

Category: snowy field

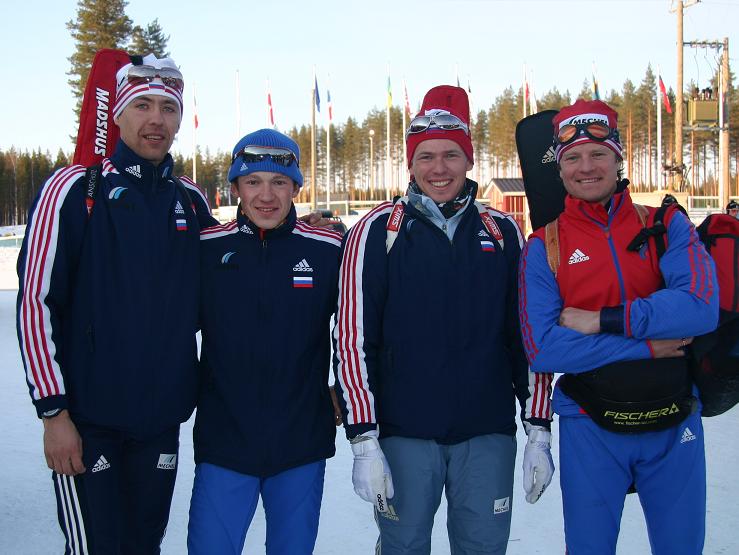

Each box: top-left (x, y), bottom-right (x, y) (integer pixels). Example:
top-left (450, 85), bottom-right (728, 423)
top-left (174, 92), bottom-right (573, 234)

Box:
top-left (1, 240), bottom-right (738, 554)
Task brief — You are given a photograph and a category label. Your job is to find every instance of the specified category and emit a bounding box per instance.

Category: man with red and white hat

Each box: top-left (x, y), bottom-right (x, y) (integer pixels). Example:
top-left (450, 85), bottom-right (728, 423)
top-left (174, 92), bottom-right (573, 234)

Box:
top-left (333, 85), bottom-right (553, 553)
top-left (518, 98), bottom-right (718, 554)
top-left (17, 53), bottom-right (216, 553)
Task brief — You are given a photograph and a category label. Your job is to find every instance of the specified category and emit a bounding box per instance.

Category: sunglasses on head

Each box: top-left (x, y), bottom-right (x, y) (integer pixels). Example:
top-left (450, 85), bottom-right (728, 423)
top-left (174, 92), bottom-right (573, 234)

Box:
top-left (232, 146), bottom-right (298, 167)
top-left (406, 114), bottom-right (470, 138)
top-left (556, 121), bottom-right (618, 146)
top-left (126, 65), bottom-right (184, 92)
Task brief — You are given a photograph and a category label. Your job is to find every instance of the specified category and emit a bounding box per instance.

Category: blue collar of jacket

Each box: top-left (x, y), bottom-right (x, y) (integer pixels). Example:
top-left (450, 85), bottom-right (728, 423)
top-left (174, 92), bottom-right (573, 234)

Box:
top-left (110, 140), bottom-right (176, 192)
top-left (236, 203), bottom-right (297, 240)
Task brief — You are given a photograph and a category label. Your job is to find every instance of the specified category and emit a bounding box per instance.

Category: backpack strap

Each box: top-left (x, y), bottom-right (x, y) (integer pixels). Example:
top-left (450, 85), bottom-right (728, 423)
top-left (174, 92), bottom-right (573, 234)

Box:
top-left (84, 164), bottom-right (103, 219)
top-left (476, 202), bottom-right (505, 251)
top-left (544, 219), bottom-right (560, 275)
top-left (626, 204), bottom-right (669, 257)
top-left (385, 196), bottom-right (407, 254)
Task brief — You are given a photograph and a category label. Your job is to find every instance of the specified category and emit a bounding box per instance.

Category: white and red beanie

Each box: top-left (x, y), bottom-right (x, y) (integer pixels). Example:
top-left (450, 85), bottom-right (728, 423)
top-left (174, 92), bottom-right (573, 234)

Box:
top-left (553, 99), bottom-right (622, 163)
top-left (406, 85), bottom-right (474, 168)
top-left (113, 53), bottom-right (184, 120)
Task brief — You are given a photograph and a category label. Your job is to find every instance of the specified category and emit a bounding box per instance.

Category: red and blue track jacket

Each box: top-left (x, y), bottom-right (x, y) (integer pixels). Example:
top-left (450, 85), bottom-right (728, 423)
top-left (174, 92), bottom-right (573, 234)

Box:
top-left (16, 140), bottom-right (215, 437)
top-left (195, 207), bottom-right (341, 477)
top-left (518, 187), bottom-right (719, 416)
top-left (334, 182), bottom-right (552, 443)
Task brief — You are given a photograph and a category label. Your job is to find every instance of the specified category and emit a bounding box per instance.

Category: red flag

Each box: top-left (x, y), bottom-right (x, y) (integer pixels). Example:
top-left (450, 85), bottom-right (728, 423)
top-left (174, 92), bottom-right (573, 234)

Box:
top-left (267, 87), bottom-right (275, 127)
top-left (404, 81), bottom-right (411, 118)
top-left (659, 77), bottom-right (673, 115)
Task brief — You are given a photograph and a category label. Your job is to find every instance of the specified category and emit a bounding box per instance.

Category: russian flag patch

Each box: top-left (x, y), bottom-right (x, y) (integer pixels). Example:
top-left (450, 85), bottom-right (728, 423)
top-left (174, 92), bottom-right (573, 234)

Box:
top-left (480, 240), bottom-right (495, 252)
top-left (293, 276), bottom-right (313, 288)
top-left (176, 218), bottom-right (187, 231)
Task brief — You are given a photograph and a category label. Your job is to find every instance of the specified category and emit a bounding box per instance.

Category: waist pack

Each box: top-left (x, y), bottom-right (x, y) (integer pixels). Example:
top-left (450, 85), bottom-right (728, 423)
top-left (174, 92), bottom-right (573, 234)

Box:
top-left (558, 358), bottom-right (696, 433)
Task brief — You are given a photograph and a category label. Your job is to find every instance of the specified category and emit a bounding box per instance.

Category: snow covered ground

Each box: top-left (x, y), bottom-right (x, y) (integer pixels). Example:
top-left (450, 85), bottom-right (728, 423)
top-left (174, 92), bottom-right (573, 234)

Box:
top-left (2, 241), bottom-right (738, 554)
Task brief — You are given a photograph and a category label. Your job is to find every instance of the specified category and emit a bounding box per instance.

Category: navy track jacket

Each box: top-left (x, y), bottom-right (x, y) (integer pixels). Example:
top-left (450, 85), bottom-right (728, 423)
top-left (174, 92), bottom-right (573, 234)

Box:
top-left (334, 181), bottom-right (551, 444)
top-left (17, 141), bottom-right (216, 438)
top-left (195, 206), bottom-right (341, 477)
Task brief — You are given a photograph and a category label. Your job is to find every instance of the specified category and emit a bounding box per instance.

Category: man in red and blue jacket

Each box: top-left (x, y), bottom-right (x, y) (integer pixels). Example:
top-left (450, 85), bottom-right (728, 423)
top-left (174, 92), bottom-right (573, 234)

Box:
top-left (16, 54), bottom-right (215, 554)
top-left (519, 99), bottom-right (718, 554)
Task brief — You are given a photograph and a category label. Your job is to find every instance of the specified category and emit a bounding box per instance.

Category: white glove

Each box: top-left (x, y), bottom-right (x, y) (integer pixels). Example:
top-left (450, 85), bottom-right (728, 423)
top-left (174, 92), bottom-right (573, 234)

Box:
top-left (350, 430), bottom-right (394, 512)
top-left (523, 426), bottom-right (554, 504)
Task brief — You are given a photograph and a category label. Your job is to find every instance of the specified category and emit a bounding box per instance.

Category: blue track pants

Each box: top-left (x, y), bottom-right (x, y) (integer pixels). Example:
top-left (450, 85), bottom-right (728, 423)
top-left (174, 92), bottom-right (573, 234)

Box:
top-left (560, 411), bottom-right (706, 555)
top-left (187, 460), bottom-right (325, 555)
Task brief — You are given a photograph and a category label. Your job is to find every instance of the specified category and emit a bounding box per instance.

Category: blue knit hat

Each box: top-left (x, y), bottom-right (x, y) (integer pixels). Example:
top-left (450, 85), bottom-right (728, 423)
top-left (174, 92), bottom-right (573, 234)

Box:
top-left (227, 129), bottom-right (303, 187)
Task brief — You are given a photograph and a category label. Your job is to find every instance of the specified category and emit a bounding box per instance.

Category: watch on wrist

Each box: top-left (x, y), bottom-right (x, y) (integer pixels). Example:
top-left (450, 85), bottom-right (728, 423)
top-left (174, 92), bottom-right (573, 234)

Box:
top-left (42, 408), bottom-right (63, 419)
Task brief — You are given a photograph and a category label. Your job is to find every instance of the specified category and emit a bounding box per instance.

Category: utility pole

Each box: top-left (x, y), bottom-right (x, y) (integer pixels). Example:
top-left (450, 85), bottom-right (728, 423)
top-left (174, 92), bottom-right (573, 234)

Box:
top-left (674, 0), bottom-right (684, 192)
top-left (720, 37), bottom-right (730, 208)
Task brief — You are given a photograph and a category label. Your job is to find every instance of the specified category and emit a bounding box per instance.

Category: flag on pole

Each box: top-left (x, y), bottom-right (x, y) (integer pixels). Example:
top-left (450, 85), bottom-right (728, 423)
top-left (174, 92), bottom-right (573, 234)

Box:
top-left (403, 80), bottom-right (411, 118)
top-left (659, 76), bottom-right (673, 114)
top-left (387, 75), bottom-right (393, 108)
top-left (267, 80), bottom-right (275, 127)
top-left (314, 75), bottom-right (321, 113)
top-left (529, 69), bottom-right (538, 114)
top-left (193, 88), bottom-right (199, 129)
top-left (592, 62), bottom-right (601, 100)
top-left (327, 88), bottom-right (333, 123)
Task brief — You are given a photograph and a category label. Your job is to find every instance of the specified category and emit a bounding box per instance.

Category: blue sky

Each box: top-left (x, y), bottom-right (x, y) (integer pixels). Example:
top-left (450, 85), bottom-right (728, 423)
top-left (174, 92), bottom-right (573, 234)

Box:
top-left (2, 0), bottom-right (738, 157)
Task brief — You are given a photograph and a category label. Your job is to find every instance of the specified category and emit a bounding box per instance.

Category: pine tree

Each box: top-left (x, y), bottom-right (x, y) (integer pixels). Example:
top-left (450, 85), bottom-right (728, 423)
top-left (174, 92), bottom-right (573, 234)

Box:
top-left (66, 0), bottom-right (132, 122)
top-left (129, 19), bottom-right (169, 57)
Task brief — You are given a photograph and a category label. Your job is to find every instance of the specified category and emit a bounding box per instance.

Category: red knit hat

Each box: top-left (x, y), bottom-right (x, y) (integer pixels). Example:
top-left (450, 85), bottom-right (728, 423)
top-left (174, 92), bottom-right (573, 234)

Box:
top-left (406, 85), bottom-right (474, 168)
top-left (552, 99), bottom-right (622, 163)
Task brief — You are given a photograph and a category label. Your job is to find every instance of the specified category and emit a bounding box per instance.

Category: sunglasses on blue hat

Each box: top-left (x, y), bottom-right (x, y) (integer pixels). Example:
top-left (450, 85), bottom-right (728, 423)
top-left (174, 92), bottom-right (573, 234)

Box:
top-left (406, 114), bottom-right (470, 138)
top-left (232, 146), bottom-right (298, 167)
top-left (126, 65), bottom-right (184, 92)
top-left (555, 121), bottom-right (619, 146)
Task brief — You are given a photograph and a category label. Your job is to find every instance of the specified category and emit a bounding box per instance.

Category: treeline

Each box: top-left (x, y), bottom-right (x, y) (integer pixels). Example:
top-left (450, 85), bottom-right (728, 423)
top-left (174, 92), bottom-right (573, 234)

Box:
top-left (4, 66), bottom-right (738, 226)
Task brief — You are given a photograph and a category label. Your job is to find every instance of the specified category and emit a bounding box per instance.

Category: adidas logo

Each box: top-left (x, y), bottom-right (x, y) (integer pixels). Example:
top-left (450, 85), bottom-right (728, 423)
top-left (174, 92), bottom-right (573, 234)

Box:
top-left (91, 455), bottom-right (111, 473)
top-left (541, 146), bottom-right (555, 164)
top-left (125, 164), bottom-right (142, 178)
top-left (568, 249), bottom-right (590, 265)
top-left (293, 259), bottom-right (313, 272)
top-left (680, 427), bottom-right (697, 444)
top-left (240, 225), bottom-right (253, 234)
top-left (156, 453), bottom-right (177, 470)
top-left (493, 497), bottom-right (510, 514)
top-left (477, 229), bottom-right (490, 238)
top-left (175, 201), bottom-right (185, 215)
top-left (240, 161), bottom-right (248, 171)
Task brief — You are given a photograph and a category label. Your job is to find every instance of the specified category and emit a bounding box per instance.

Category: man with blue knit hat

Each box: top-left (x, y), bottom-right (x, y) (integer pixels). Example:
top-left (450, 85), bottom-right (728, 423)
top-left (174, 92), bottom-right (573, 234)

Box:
top-left (17, 53), bottom-right (216, 553)
top-left (333, 85), bottom-right (553, 554)
top-left (187, 128), bottom-right (342, 554)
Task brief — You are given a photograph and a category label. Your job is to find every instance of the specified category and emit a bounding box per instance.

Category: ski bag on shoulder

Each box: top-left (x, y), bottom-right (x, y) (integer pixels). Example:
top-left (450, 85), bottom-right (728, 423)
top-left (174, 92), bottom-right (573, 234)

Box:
top-left (73, 49), bottom-right (133, 167)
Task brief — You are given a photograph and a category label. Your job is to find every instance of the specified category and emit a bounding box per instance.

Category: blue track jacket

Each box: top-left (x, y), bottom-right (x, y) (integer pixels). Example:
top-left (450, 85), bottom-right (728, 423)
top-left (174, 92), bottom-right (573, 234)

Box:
top-left (334, 181), bottom-right (551, 443)
top-left (17, 141), bottom-right (215, 437)
top-left (195, 207), bottom-right (341, 477)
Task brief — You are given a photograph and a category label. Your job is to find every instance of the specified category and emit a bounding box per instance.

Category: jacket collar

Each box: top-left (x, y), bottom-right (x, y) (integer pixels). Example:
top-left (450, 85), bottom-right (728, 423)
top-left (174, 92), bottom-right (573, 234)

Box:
top-left (110, 140), bottom-right (175, 191)
top-left (236, 203), bottom-right (297, 240)
top-left (564, 179), bottom-right (631, 226)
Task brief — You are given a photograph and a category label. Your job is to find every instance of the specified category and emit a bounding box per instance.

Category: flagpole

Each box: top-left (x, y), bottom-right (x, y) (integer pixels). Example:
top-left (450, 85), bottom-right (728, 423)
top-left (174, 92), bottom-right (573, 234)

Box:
top-left (235, 70), bottom-right (241, 138)
top-left (326, 79), bottom-right (332, 213)
top-left (311, 67), bottom-right (317, 211)
top-left (402, 78), bottom-right (408, 186)
top-left (657, 66), bottom-right (663, 191)
top-left (192, 82), bottom-right (197, 183)
top-left (522, 64), bottom-right (528, 119)
top-left (386, 63), bottom-right (392, 201)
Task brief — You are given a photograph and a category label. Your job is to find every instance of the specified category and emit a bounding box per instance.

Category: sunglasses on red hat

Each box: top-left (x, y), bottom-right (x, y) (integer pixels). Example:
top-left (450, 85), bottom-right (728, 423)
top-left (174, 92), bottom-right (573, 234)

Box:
top-left (555, 121), bottom-right (618, 146)
top-left (126, 65), bottom-right (184, 92)
top-left (406, 114), bottom-right (470, 138)
top-left (232, 146), bottom-right (298, 167)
